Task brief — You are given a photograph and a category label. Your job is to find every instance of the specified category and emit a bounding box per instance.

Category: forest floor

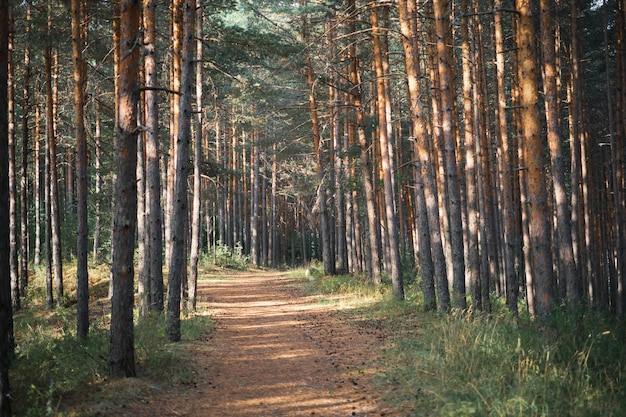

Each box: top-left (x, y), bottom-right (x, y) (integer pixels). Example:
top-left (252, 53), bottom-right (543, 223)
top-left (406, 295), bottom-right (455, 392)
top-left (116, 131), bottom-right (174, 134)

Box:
top-left (104, 271), bottom-right (391, 417)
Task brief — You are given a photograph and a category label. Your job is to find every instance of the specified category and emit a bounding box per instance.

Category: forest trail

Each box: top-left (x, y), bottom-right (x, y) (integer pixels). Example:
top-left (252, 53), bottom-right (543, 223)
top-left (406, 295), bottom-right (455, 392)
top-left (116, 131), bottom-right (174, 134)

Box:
top-left (125, 271), bottom-right (389, 417)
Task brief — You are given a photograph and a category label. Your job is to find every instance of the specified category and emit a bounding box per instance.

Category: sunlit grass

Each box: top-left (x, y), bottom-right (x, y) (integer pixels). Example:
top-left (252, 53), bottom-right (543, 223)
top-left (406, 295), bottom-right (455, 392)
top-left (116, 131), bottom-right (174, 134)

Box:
top-left (11, 259), bottom-right (214, 416)
top-left (301, 271), bottom-right (626, 417)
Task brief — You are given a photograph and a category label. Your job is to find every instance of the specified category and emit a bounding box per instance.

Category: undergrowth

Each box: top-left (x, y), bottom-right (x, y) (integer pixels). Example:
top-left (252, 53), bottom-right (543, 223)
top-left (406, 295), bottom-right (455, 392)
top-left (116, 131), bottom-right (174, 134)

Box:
top-left (11, 260), bottom-right (214, 417)
top-left (303, 273), bottom-right (626, 416)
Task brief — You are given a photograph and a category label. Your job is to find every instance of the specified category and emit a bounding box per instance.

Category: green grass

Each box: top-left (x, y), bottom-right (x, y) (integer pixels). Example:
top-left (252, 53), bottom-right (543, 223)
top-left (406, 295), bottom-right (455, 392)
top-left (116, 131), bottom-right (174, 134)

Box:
top-left (303, 274), bottom-right (626, 417)
top-left (11, 260), bottom-right (214, 417)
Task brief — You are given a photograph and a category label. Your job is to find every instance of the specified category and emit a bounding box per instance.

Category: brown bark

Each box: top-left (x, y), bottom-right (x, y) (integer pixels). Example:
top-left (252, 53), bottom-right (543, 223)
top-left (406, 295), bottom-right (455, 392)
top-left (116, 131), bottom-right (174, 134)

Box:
top-left (72, 0), bottom-right (89, 338)
top-left (166, 0), bottom-right (194, 342)
top-left (50, 45), bottom-right (63, 306)
top-left (540, 0), bottom-right (579, 308)
top-left (493, 0), bottom-right (518, 317)
top-left (460, 0), bottom-right (480, 310)
top-left (20, 2), bottom-right (30, 297)
top-left (189, 0), bottom-right (203, 311)
top-left (371, 3), bottom-right (403, 300)
top-left (109, 0), bottom-right (141, 378)
top-left (433, 0), bottom-right (465, 310)
top-left (516, 0), bottom-right (554, 319)
top-left (0, 0), bottom-right (13, 412)
top-left (143, 0), bottom-right (164, 313)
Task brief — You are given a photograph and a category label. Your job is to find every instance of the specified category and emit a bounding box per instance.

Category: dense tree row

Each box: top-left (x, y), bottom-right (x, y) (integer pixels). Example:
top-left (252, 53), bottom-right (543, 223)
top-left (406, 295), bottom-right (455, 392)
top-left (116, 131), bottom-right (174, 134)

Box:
top-left (0, 0), bottom-right (625, 412)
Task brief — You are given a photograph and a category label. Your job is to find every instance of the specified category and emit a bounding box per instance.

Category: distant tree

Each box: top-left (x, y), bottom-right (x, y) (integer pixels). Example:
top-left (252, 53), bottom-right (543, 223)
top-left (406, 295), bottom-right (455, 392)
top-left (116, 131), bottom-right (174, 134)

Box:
top-left (109, 0), bottom-right (141, 377)
top-left (0, 0), bottom-right (13, 413)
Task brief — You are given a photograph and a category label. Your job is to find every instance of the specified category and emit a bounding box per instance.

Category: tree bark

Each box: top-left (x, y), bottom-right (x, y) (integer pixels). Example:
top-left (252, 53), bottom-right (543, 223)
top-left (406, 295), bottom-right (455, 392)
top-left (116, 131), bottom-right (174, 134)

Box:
top-left (371, 3), bottom-right (403, 300)
top-left (20, 2), bottom-right (30, 298)
top-left (72, 0), bottom-right (89, 338)
top-left (50, 45), bottom-right (63, 306)
top-left (0, 0), bottom-right (14, 412)
top-left (433, 0), bottom-right (465, 310)
top-left (516, 0), bottom-right (554, 319)
top-left (109, 0), bottom-right (141, 378)
top-left (143, 0), bottom-right (164, 313)
top-left (166, 0), bottom-right (194, 342)
top-left (189, 0), bottom-right (203, 311)
top-left (8, 21), bottom-right (19, 311)
top-left (540, 0), bottom-right (579, 309)
top-left (493, 0), bottom-right (518, 317)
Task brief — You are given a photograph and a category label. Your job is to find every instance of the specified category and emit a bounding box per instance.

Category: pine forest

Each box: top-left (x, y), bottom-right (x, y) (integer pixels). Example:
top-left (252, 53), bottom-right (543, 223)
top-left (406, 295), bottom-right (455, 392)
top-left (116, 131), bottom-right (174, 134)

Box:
top-left (1, 0), bottom-right (626, 415)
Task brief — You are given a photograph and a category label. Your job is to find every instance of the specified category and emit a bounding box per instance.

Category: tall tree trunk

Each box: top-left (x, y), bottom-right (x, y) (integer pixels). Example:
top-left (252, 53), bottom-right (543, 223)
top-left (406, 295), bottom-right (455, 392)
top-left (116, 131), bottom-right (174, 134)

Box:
top-left (20, 2), bottom-right (30, 297)
top-left (137, 96), bottom-right (148, 317)
top-left (44, 39), bottom-right (54, 309)
top-left (109, 0), bottom-right (141, 378)
top-left (143, 0), bottom-right (163, 313)
top-left (305, 58), bottom-right (334, 275)
top-left (433, 0), bottom-right (465, 310)
top-left (34, 83), bottom-right (41, 268)
top-left (72, 0), bottom-right (89, 338)
top-left (540, 0), bottom-right (579, 308)
top-left (493, 0), bottom-right (518, 317)
top-left (49, 45), bottom-right (63, 306)
top-left (460, 0), bottom-right (480, 310)
top-left (188, 0), bottom-right (203, 311)
top-left (0, 0), bottom-right (14, 412)
top-left (371, 3), bottom-right (403, 300)
top-left (166, 0), bottom-right (194, 342)
top-left (93, 90), bottom-right (102, 262)
top-left (8, 20), bottom-right (19, 311)
top-left (166, 0), bottom-right (183, 268)
top-left (516, 0), bottom-right (554, 319)
top-left (250, 131), bottom-right (259, 266)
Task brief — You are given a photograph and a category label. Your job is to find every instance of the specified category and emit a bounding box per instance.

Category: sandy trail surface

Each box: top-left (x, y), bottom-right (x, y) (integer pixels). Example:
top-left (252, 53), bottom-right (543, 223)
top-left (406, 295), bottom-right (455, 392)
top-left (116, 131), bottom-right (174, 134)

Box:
top-left (121, 271), bottom-right (389, 417)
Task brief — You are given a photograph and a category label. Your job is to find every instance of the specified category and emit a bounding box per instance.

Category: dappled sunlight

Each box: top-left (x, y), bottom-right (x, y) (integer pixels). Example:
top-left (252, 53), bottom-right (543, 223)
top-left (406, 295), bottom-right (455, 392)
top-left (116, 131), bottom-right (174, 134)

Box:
top-left (179, 271), bottom-right (382, 416)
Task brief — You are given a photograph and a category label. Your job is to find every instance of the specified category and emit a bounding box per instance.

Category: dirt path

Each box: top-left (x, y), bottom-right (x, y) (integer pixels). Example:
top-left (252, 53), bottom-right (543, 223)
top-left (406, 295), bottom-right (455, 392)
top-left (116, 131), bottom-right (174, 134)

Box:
top-left (126, 271), bottom-right (388, 417)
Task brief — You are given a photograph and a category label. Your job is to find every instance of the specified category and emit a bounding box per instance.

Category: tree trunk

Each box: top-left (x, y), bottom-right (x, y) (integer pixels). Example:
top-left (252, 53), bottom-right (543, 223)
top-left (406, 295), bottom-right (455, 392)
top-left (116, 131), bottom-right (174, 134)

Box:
top-left (540, 0), bottom-right (579, 308)
top-left (20, 2), bottom-right (30, 297)
top-left (493, 0), bottom-right (518, 317)
top-left (371, 3), bottom-right (403, 300)
top-left (44, 40), bottom-right (54, 309)
top-left (433, 0), bottom-right (465, 310)
top-left (460, 0), bottom-right (480, 310)
top-left (166, 0), bottom-right (194, 342)
top-left (109, 0), bottom-right (141, 378)
top-left (8, 22), bottom-right (19, 311)
top-left (93, 89), bottom-right (102, 262)
top-left (305, 57), bottom-right (334, 275)
top-left (143, 0), bottom-right (164, 313)
top-left (0, 0), bottom-right (14, 412)
top-left (72, 0), bottom-right (89, 338)
top-left (189, 0), bottom-right (203, 311)
top-left (34, 84), bottom-right (41, 268)
top-left (516, 0), bottom-right (554, 319)
top-left (50, 45), bottom-right (63, 306)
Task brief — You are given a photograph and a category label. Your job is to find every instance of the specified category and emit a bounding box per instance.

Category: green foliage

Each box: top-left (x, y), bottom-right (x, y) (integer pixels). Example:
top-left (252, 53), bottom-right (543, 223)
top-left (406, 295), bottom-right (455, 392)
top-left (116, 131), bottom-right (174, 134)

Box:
top-left (300, 271), bottom-right (626, 417)
top-left (203, 241), bottom-right (250, 271)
